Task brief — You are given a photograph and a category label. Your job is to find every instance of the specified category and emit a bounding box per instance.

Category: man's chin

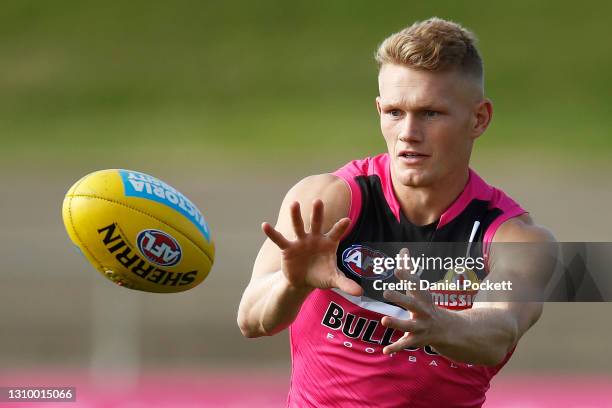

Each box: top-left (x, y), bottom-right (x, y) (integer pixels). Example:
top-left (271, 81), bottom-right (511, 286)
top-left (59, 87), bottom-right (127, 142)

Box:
top-left (395, 168), bottom-right (432, 187)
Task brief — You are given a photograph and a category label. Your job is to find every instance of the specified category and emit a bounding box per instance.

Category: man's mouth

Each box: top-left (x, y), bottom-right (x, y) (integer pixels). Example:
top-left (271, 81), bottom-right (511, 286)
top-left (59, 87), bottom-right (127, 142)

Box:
top-left (398, 150), bottom-right (430, 160)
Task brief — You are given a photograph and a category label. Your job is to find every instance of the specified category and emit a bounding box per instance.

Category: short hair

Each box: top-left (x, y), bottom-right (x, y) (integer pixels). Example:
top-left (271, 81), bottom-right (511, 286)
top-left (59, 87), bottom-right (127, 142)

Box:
top-left (375, 18), bottom-right (483, 81)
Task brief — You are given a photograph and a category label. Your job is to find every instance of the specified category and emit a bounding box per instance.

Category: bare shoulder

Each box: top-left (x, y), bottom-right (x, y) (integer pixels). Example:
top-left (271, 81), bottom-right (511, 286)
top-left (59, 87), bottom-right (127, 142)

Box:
top-left (284, 173), bottom-right (351, 224)
top-left (252, 173), bottom-right (351, 277)
top-left (493, 214), bottom-right (557, 244)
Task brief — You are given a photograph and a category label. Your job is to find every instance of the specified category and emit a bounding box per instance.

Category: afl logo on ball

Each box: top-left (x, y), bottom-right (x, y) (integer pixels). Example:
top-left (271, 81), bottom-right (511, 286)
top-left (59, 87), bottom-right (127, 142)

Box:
top-left (341, 245), bottom-right (394, 280)
top-left (136, 229), bottom-right (182, 267)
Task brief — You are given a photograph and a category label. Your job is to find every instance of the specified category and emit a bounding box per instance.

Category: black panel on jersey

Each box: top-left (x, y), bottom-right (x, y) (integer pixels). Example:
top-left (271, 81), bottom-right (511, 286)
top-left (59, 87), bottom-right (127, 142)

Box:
top-left (336, 174), bottom-right (503, 303)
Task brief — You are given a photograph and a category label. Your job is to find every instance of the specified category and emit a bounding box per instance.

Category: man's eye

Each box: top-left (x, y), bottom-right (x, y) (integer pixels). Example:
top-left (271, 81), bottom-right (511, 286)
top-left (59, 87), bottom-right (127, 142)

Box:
top-left (424, 110), bottom-right (439, 118)
top-left (389, 109), bottom-right (402, 117)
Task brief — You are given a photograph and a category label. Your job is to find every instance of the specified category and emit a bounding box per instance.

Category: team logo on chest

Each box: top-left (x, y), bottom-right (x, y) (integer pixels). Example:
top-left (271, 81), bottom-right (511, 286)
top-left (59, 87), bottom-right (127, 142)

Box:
top-left (341, 245), bottom-right (395, 280)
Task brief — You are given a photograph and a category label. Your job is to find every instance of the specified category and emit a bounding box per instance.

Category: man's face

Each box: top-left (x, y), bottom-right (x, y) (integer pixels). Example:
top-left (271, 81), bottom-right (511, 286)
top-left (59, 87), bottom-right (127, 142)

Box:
top-left (376, 64), bottom-right (489, 188)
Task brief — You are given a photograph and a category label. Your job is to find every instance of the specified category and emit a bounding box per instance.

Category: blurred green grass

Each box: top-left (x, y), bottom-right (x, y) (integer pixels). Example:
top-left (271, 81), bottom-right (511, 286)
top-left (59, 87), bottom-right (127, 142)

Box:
top-left (1, 0), bottom-right (610, 166)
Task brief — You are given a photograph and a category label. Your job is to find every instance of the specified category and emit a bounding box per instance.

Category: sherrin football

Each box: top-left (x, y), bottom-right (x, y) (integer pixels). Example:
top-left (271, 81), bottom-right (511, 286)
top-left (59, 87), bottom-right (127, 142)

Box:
top-left (62, 169), bottom-right (214, 293)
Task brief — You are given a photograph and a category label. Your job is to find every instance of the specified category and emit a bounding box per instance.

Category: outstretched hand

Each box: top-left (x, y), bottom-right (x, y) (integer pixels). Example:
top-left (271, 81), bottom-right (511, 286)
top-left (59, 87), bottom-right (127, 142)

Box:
top-left (262, 199), bottom-right (363, 297)
top-left (381, 248), bottom-right (448, 355)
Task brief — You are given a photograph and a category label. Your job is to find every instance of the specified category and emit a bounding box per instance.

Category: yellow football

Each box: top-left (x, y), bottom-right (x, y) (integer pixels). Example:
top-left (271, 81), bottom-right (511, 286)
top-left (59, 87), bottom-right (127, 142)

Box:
top-left (62, 169), bottom-right (214, 293)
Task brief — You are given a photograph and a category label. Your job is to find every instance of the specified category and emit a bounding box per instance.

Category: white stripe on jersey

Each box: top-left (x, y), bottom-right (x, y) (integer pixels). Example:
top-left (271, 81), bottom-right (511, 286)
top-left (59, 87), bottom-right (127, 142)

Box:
top-left (332, 288), bottom-right (413, 319)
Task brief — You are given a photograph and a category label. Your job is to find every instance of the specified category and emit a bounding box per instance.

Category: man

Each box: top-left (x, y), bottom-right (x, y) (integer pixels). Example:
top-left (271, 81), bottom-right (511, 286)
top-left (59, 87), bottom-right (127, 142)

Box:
top-left (238, 18), bottom-right (555, 407)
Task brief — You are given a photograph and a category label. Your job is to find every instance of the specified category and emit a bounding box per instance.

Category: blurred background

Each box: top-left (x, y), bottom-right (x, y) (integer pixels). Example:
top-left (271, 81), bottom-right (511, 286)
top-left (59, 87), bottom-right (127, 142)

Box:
top-left (0, 0), bottom-right (611, 407)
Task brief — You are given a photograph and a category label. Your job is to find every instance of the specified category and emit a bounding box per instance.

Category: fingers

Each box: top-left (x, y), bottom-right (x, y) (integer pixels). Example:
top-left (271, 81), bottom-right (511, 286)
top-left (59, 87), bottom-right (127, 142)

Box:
top-left (327, 217), bottom-right (351, 241)
top-left (382, 333), bottom-right (423, 355)
top-left (333, 272), bottom-right (364, 297)
top-left (381, 316), bottom-right (424, 354)
top-left (383, 289), bottom-right (427, 315)
top-left (394, 266), bottom-right (434, 305)
top-left (310, 199), bottom-right (323, 235)
top-left (395, 247), bottom-right (414, 275)
top-left (381, 315), bottom-right (421, 333)
top-left (290, 201), bottom-right (306, 238)
top-left (394, 247), bottom-right (433, 305)
top-left (261, 222), bottom-right (291, 250)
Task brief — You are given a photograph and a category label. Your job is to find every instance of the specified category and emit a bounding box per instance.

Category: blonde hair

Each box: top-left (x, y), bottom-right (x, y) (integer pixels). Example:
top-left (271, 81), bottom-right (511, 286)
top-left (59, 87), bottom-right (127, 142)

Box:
top-left (375, 18), bottom-right (483, 80)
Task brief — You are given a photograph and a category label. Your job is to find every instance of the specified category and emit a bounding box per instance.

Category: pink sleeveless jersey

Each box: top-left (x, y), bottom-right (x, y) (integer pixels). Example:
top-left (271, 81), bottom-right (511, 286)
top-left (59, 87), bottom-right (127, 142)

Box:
top-left (287, 154), bottom-right (527, 408)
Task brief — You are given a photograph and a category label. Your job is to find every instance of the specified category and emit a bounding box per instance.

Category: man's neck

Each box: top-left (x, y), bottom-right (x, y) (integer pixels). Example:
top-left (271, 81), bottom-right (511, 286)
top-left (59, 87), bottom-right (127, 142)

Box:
top-left (391, 168), bottom-right (470, 226)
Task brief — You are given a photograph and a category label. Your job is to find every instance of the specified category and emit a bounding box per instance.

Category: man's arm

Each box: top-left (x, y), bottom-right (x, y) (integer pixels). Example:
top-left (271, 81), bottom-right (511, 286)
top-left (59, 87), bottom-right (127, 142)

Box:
top-left (381, 214), bottom-right (557, 366)
top-left (237, 174), bottom-right (362, 338)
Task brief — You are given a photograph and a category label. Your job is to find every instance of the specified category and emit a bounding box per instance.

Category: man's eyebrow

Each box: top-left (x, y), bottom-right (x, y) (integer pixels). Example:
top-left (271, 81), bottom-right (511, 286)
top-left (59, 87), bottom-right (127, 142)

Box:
top-left (380, 99), bottom-right (445, 109)
top-left (379, 99), bottom-right (407, 107)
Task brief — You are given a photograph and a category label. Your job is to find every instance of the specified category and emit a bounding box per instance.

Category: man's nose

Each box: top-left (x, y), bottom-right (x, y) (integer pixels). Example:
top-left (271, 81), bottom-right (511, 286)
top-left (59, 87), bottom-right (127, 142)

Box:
top-left (398, 114), bottom-right (423, 143)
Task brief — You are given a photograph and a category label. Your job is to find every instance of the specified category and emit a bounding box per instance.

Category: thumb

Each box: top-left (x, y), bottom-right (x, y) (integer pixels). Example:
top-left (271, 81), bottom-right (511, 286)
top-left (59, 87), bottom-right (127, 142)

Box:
top-left (333, 271), bottom-right (363, 297)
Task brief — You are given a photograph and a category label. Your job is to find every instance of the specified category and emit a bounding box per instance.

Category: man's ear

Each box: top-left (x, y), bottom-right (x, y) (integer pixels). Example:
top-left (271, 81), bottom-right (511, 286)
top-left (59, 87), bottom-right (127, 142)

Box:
top-left (472, 98), bottom-right (493, 139)
top-left (375, 96), bottom-right (382, 116)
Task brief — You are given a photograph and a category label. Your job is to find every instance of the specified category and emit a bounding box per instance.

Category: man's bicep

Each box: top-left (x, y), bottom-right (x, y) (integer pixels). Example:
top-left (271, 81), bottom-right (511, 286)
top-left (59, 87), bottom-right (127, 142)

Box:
top-left (473, 217), bottom-right (558, 338)
top-left (484, 218), bottom-right (558, 301)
